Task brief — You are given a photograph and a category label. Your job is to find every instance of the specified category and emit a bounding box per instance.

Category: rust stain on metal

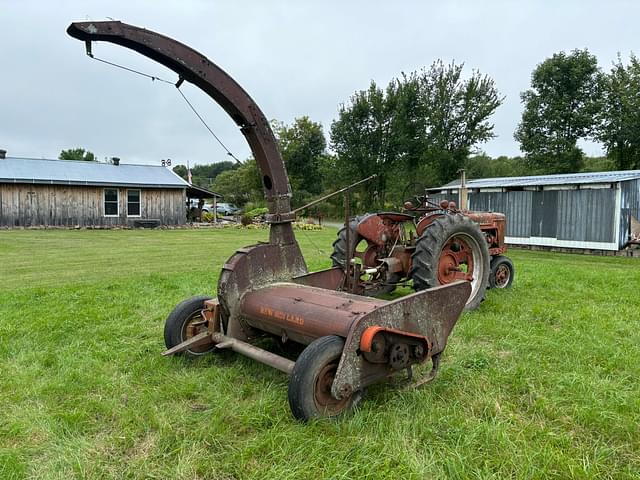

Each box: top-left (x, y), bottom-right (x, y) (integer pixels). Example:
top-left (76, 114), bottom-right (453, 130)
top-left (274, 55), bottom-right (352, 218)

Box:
top-left (68, 20), bottom-right (478, 421)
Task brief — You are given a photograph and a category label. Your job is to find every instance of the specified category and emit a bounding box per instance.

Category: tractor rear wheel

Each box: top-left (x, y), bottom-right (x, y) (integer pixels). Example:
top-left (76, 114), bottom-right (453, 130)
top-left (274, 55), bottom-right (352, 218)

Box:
top-left (288, 335), bottom-right (363, 422)
top-left (409, 214), bottom-right (490, 311)
top-left (164, 295), bottom-right (214, 357)
top-left (330, 215), bottom-right (400, 296)
top-left (489, 255), bottom-right (514, 289)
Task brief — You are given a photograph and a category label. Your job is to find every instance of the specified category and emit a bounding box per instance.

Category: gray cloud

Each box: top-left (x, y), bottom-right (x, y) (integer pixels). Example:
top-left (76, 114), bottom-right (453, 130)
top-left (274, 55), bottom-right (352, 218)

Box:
top-left (1, 0), bottom-right (635, 167)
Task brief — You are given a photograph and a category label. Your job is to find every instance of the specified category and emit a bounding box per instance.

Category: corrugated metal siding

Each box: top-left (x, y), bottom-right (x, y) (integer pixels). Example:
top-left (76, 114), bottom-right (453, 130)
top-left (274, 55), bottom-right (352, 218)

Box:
top-left (556, 188), bottom-right (616, 243)
top-left (434, 169), bottom-right (640, 190)
top-left (620, 179), bottom-right (640, 247)
top-left (469, 188), bottom-right (616, 244)
top-left (531, 191), bottom-right (558, 238)
top-left (469, 190), bottom-right (532, 237)
top-left (427, 192), bottom-right (459, 207)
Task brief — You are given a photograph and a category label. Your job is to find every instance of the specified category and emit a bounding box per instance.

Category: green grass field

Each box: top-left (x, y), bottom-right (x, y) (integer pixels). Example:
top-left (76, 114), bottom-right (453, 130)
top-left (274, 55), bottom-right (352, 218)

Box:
top-left (1, 228), bottom-right (639, 479)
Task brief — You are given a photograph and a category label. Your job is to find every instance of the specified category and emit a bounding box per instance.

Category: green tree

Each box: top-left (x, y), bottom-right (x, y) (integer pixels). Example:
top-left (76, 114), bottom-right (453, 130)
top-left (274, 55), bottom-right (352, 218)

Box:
top-left (331, 61), bottom-right (502, 208)
top-left (173, 161), bottom-right (236, 187)
top-left (58, 148), bottom-right (96, 161)
top-left (465, 154), bottom-right (532, 179)
top-left (273, 117), bottom-right (327, 207)
top-left (515, 49), bottom-right (602, 174)
top-left (172, 165), bottom-right (188, 179)
top-left (211, 159), bottom-right (262, 206)
top-left (596, 53), bottom-right (640, 170)
top-left (413, 61), bottom-right (503, 183)
top-left (330, 81), bottom-right (399, 208)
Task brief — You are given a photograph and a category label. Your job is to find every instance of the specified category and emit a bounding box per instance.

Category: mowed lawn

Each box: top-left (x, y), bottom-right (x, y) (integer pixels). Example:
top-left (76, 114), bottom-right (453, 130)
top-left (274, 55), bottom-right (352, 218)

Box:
top-left (1, 228), bottom-right (639, 479)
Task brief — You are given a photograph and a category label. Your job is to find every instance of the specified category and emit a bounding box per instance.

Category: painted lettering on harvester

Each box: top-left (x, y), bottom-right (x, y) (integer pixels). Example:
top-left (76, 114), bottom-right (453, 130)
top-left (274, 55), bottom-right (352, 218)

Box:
top-left (258, 306), bottom-right (304, 326)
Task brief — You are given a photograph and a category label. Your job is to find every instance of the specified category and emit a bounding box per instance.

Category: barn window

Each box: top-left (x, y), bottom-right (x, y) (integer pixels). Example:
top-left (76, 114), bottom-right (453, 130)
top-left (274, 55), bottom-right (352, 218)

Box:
top-left (127, 189), bottom-right (141, 217)
top-left (104, 189), bottom-right (119, 216)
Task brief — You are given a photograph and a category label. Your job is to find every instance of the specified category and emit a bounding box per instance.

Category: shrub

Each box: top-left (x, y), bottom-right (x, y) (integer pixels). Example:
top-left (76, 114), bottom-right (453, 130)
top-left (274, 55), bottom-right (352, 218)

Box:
top-left (245, 207), bottom-right (269, 219)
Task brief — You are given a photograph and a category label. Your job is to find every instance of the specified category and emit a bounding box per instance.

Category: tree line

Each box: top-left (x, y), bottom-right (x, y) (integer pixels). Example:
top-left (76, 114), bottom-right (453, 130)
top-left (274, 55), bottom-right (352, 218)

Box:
top-left (61, 49), bottom-right (640, 215)
top-left (177, 50), bottom-right (640, 214)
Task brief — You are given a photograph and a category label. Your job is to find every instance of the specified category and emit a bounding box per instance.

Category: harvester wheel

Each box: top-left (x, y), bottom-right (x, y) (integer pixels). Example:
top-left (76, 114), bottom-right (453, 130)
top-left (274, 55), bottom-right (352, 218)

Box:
top-left (409, 213), bottom-right (490, 310)
top-left (331, 215), bottom-right (400, 296)
top-left (489, 255), bottom-right (514, 289)
top-left (164, 296), bottom-right (215, 357)
top-left (288, 335), bottom-right (363, 421)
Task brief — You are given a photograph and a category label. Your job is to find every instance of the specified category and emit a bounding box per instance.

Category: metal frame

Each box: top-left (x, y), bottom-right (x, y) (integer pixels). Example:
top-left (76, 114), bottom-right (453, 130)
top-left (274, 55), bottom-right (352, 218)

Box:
top-left (67, 21), bottom-right (471, 419)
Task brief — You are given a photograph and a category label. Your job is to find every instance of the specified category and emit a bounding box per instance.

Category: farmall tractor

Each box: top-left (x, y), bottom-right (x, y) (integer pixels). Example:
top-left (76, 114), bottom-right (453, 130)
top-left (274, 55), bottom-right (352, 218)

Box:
top-left (330, 194), bottom-right (515, 310)
top-left (66, 20), bottom-right (507, 422)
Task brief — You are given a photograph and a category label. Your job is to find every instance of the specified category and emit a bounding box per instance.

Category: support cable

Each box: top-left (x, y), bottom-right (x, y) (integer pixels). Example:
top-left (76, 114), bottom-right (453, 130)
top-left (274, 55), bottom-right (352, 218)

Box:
top-left (85, 51), bottom-right (242, 163)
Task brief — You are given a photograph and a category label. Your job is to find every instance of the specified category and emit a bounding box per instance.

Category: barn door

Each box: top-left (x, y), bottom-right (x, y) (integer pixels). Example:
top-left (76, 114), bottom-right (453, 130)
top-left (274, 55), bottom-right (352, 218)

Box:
top-left (531, 190), bottom-right (558, 238)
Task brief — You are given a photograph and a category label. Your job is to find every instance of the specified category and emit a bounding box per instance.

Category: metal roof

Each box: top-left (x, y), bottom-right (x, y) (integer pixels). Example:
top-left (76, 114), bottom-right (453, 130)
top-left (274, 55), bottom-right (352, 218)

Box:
top-left (433, 169), bottom-right (640, 190)
top-left (187, 184), bottom-right (222, 198)
top-left (0, 157), bottom-right (190, 188)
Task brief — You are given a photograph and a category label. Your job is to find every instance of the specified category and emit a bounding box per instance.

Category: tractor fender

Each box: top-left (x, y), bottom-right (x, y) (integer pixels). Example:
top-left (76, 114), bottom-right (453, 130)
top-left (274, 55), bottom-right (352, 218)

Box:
top-left (355, 213), bottom-right (407, 247)
top-left (415, 212), bottom-right (444, 237)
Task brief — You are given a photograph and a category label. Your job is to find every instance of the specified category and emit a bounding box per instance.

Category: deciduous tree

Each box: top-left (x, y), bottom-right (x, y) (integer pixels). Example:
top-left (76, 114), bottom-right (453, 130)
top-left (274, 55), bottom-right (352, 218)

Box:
top-left (273, 117), bottom-right (328, 207)
top-left (58, 148), bottom-right (96, 161)
top-left (597, 53), bottom-right (640, 170)
top-left (330, 61), bottom-right (502, 208)
top-left (515, 49), bottom-right (602, 173)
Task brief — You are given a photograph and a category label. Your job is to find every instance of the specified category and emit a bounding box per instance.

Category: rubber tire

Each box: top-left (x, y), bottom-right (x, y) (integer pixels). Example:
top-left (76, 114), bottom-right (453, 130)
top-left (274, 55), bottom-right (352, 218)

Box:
top-left (164, 295), bottom-right (214, 357)
top-left (330, 215), bottom-right (370, 267)
top-left (409, 213), bottom-right (490, 311)
top-left (330, 214), bottom-right (399, 296)
top-left (288, 335), bottom-right (362, 422)
top-left (489, 255), bottom-right (514, 289)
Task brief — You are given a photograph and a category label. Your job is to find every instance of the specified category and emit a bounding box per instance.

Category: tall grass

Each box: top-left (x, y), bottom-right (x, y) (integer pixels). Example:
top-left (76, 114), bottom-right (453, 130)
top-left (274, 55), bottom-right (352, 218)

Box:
top-left (1, 229), bottom-right (639, 479)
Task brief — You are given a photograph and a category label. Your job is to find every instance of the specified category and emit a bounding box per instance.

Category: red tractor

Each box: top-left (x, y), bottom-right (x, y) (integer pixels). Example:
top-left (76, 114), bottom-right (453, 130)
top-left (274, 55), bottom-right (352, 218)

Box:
top-left (330, 195), bottom-right (514, 310)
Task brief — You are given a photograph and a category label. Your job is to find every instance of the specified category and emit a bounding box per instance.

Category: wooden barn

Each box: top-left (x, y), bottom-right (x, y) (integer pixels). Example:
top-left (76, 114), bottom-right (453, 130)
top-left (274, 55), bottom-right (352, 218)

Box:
top-left (428, 170), bottom-right (640, 253)
top-left (0, 151), bottom-right (213, 228)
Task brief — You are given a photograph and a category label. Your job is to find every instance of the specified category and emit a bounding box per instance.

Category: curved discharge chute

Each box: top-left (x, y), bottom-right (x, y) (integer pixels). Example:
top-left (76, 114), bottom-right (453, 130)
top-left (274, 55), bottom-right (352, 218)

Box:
top-left (67, 21), bottom-right (294, 233)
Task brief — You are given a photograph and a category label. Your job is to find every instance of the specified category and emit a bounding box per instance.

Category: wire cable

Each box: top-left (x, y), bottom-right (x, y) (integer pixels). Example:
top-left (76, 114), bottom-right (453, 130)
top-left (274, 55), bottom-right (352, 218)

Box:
top-left (175, 86), bottom-right (242, 164)
top-left (90, 55), bottom-right (174, 84)
top-left (86, 53), bottom-right (242, 163)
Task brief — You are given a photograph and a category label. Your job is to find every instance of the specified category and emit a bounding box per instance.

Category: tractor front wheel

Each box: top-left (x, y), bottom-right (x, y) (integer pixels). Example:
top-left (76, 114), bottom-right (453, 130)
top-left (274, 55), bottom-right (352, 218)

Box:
top-left (164, 295), bottom-right (215, 357)
top-left (288, 335), bottom-right (363, 422)
top-left (489, 255), bottom-right (514, 289)
top-left (409, 214), bottom-right (490, 310)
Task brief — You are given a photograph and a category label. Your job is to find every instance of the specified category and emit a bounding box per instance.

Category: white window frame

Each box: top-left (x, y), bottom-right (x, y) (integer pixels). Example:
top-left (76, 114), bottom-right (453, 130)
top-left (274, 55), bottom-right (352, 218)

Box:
top-left (126, 189), bottom-right (142, 217)
top-left (103, 188), bottom-right (119, 217)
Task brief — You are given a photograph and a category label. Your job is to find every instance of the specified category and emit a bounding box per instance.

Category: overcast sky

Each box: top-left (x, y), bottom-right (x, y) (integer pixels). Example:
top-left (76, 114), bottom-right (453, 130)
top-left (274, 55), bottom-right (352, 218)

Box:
top-left (1, 1), bottom-right (637, 167)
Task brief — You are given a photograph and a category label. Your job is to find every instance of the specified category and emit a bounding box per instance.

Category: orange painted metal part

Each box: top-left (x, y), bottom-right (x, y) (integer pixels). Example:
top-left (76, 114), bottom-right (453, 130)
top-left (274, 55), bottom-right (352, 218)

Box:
top-left (240, 283), bottom-right (385, 345)
top-left (359, 326), bottom-right (432, 353)
top-left (415, 213), bottom-right (444, 237)
top-left (356, 214), bottom-right (402, 247)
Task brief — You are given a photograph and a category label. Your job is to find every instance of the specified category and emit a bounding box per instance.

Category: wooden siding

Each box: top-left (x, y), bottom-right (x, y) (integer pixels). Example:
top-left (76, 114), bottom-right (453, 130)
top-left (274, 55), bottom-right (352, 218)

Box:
top-left (0, 184), bottom-right (186, 227)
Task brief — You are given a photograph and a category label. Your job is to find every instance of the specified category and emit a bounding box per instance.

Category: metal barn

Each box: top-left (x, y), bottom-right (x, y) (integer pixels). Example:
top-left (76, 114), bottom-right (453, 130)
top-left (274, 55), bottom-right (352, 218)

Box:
top-left (428, 170), bottom-right (640, 252)
top-left (0, 152), bottom-right (214, 228)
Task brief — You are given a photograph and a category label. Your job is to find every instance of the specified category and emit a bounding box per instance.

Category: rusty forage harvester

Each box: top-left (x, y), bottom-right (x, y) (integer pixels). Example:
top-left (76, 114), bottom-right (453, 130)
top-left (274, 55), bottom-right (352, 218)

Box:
top-left (67, 21), bottom-right (473, 421)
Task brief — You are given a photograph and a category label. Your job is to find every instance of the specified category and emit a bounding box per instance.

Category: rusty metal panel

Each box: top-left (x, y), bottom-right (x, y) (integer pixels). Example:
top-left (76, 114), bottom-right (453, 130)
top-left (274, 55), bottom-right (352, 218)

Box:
top-left (332, 280), bottom-right (470, 399)
top-left (292, 267), bottom-right (345, 290)
top-left (240, 283), bottom-right (384, 345)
